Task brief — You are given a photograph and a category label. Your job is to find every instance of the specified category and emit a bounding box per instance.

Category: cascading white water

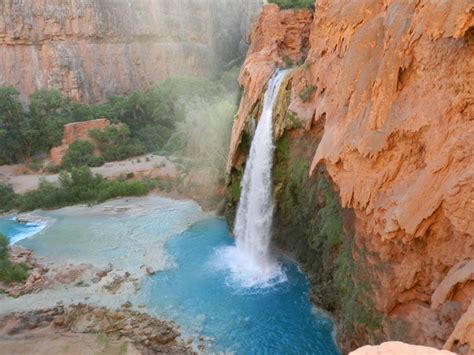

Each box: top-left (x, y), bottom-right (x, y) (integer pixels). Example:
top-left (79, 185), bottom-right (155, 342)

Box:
top-left (211, 70), bottom-right (289, 289)
top-left (234, 70), bottom-right (288, 267)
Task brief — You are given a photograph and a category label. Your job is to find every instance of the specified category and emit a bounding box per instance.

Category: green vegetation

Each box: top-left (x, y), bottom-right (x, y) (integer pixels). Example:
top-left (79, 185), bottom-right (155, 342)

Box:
top-left (0, 233), bottom-right (28, 284)
top-left (268, 132), bottom-right (382, 347)
top-left (0, 67), bottom-right (240, 170)
top-left (61, 141), bottom-right (105, 170)
top-left (1, 166), bottom-right (184, 212)
top-left (16, 166), bottom-right (150, 211)
top-left (299, 85), bottom-right (317, 102)
top-left (89, 125), bottom-right (144, 162)
top-left (268, 0), bottom-right (314, 10)
top-left (0, 183), bottom-right (17, 212)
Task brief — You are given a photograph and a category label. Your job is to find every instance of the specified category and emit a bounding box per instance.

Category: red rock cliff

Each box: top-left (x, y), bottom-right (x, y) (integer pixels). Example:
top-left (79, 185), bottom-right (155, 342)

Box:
top-left (228, 2), bottom-right (473, 353)
top-left (0, 0), bottom-right (262, 103)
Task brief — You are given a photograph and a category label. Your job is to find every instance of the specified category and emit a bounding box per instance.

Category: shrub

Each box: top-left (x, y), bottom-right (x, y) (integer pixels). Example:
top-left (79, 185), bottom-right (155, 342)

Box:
top-left (17, 179), bottom-right (67, 211)
top-left (268, 0), bottom-right (314, 9)
top-left (16, 166), bottom-right (152, 211)
top-left (0, 183), bottom-right (18, 212)
top-left (90, 125), bottom-right (145, 161)
top-left (0, 234), bottom-right (28, 284)
top-left (44, 162), bottom-right (60, 174)
top-left (88, 156), bottom-right (106, 167)
top-left (62, 141), bottom-right (96, 170)
top-left (299, 85), bottom-right (316, 102)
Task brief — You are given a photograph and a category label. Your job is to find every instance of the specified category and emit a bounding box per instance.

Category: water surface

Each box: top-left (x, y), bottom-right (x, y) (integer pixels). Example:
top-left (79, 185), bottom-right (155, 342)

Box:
top-left (0, 197), bottom-right (339, 354)
top-left (142, 218), bottom-right (340, 354)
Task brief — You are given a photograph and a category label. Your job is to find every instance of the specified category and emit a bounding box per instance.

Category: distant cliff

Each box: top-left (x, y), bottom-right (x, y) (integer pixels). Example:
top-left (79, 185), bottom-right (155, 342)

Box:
top-left (0, 0), bottom-right (262, 102)
top-left (226, 2), bottom-right (473, 353)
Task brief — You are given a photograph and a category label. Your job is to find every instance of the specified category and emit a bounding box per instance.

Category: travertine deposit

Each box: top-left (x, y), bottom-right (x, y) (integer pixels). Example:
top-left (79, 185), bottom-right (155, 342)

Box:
top-left (227, 1), bottom-right (474, 352)
top-left (0, 0), bottom-right (262, 103)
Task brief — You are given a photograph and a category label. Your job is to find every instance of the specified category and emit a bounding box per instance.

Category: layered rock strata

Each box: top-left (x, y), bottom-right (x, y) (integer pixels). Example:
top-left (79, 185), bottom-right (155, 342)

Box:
top-left (0, 0), bottom-right (262, 103)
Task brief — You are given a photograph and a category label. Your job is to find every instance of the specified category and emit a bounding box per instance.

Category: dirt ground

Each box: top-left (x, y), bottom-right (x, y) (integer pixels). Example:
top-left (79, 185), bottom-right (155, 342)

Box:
top-left (0, 154), bottom-right (177, 194)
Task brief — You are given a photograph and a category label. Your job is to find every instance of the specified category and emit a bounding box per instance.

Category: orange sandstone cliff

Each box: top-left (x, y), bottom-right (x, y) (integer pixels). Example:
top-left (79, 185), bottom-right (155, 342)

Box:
top-left (226, 2), bottom-right (474, 353)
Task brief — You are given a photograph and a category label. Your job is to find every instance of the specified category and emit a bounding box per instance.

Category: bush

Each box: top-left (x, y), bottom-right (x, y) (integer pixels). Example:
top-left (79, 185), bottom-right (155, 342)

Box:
top-left (0, 183), bottom-right (18, 212)
top-left (0, 234), bottom-right (28, 284)
top-left (16, 166), bottom-right (151, 211)
top-left (44, 162), bottom-right (60, 174)
top-left (17, 179), bottom-right (67, 211)
top-left (90, 125), bottom-right (145, 161)
top-left (268, 0), bottom-right (314, 9)
top-left (62, 141), bottom-right (105, 170)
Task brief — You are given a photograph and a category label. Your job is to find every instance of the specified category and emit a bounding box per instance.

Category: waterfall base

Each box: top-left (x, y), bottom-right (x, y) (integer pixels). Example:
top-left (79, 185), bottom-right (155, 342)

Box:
top-left (210, 245), bottom-right (287, 290)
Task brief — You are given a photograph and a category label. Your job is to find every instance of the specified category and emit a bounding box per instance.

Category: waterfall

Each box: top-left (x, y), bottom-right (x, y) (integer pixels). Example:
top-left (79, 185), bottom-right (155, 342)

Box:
top-left (212, 70), bottom-right (289, 289)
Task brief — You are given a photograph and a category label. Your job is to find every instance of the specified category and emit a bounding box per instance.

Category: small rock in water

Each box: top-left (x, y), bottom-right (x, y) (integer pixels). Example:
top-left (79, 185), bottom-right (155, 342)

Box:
top-left (121, 301), bottom-right (132, 308)
top-left (91, 276), bottom-right (100, 284)
top-left (96, 270), bottom-right (108, 278)
top-left (145, 266), bottom-right (156, 275)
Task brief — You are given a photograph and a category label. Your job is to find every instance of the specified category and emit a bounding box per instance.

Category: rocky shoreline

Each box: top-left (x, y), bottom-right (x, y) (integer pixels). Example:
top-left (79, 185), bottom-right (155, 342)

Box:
top-left (0, 303), bottom-right (194, 354)
top-left (0, 246), bottom-right (195, 354)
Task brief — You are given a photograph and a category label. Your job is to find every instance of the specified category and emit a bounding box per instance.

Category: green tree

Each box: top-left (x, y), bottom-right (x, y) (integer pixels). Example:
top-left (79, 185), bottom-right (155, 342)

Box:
top-left (29, 89), bottom-right (72, 150)
top-left (0, 183), bottom-right (17, 212)
top-left (90, 124), bottom-right (145, 161)
top-left (0, 87), bottom-right (31, 163)
top-left (61, 141), bottom-right (97, 170)
top-left (0, 233), bottom-right (28, 284)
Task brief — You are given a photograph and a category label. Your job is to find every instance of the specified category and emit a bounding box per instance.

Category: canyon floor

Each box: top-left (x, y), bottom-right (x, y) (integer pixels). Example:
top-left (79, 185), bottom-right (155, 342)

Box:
top-left (0, 154), bottom-right (177, 194)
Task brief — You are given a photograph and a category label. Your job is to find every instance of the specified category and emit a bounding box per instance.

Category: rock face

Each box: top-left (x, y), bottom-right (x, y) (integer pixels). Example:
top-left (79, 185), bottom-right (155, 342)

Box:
top-left (227, 2), bottom-right (474, 352)
top-left (50, 118), bottom-right (110, 165)
top-left (226, 4), bottom-right (313, 173)
top-left (0, 304), bottom-right (193, 354)
top-left (0, 0), bottom-right (262, 103)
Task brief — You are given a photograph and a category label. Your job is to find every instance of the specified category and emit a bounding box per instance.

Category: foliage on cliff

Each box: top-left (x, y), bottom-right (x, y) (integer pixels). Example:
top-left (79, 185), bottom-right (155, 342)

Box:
top-left (271, 132), bottom-right (382, 348)
top-left (268, 0), bottom-right (314, 10)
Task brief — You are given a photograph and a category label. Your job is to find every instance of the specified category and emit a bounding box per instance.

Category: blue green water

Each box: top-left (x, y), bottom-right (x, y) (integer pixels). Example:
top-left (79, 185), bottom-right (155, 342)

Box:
top-left (142, 218), bottom-right (340, 354)
top-left (0, 217), bottom-right (46, 245)
top-left (0, 200), bottom-right (339, 354)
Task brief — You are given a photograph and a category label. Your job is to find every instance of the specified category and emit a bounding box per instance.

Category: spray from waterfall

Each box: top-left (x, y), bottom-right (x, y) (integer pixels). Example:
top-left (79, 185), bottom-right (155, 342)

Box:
top-left (211, 70), bottom-right (289, 289)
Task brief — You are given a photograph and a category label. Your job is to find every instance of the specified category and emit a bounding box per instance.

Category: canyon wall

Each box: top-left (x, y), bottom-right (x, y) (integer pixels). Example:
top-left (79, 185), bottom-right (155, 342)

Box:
top-left (226, 2), bottom-right (473, 353)
top-left (0, 0), bottom-right (262, 103)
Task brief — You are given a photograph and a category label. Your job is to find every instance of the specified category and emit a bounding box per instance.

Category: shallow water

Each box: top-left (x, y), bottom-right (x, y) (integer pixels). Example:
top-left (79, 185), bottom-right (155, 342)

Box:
top-left (0, 217), bottom-right (47, 245)
top-left (0, 197), bottom-right (339, 354)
